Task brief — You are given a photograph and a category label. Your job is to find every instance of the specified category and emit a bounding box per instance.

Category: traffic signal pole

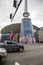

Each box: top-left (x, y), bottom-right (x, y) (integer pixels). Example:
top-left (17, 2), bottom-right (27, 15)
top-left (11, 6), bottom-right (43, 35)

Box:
top-left (11, 0), bottom-right (22, 22)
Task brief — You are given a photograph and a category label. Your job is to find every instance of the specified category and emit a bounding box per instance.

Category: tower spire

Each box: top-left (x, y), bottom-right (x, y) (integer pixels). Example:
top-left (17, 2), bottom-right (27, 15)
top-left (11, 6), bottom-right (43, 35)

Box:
top-left (25, 0), bottom-right (28, 13)
top-left (23, 0), bottom-right (30, 17)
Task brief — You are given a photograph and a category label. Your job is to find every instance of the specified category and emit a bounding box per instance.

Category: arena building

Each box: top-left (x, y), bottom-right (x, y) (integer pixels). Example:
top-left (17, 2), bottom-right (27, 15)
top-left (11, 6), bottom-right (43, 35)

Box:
top-left (1, 23), bottom-right (40, 43)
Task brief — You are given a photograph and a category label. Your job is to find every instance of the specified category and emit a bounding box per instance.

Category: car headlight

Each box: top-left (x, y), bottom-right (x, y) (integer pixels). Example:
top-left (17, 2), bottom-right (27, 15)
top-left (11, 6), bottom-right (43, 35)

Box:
top-left (0, 48), bottom-right (7, 56)
top-left (4, 52), bottom-right (7, 56)
top-left (2, 51), bottom-right (7, 56)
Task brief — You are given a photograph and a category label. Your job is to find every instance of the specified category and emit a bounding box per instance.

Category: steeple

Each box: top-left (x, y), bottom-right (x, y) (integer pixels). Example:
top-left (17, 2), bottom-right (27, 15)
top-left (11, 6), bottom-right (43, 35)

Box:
top-left (23, 0), bottom-right (30, 17)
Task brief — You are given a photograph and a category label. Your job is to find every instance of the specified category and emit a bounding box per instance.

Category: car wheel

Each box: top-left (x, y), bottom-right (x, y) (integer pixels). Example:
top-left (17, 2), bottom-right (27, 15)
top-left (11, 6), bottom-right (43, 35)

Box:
top-left (19, 48), bottom-right (24, 52)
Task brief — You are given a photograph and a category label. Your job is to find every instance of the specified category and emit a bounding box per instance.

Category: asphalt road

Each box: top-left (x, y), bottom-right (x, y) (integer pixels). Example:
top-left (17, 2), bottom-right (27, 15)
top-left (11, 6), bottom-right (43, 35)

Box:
top-left (1, 44), bottom-right (43, 65)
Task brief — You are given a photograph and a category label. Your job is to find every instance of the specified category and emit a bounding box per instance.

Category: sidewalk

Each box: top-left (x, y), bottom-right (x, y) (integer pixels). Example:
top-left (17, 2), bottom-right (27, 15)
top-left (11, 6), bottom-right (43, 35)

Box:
top-left (24, 44), bottom-right (43, 50)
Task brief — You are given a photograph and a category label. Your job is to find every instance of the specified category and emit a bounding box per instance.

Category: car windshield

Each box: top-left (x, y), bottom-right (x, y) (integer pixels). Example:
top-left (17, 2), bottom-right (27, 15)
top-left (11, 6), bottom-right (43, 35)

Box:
top-left (7, 42), bottom-right (16, 44)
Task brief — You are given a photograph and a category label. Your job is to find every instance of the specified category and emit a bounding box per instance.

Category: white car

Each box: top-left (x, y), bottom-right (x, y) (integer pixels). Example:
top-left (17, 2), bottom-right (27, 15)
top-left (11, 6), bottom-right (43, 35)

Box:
top-left (0, 48), bottom-right (7, 62)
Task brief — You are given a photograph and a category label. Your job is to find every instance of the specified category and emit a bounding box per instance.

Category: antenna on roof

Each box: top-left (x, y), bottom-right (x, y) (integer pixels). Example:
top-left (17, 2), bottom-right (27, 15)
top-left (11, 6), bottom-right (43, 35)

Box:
top-left (23, 0), bottom-right (30, 17)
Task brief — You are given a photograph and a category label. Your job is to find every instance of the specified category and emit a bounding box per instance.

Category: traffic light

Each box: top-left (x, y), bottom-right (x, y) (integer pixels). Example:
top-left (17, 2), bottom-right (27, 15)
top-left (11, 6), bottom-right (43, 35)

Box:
top-left (13, 0), bottom-right (17, 8)
top-left (10, 0), bottom-right (22, 22)
top-left (10, 13), bottom-right (13, 19)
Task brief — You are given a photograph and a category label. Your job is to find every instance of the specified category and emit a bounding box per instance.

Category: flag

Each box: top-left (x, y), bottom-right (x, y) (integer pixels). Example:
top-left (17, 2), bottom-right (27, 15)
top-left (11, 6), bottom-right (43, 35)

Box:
top-left (10, 13), bottom-right (13, 19)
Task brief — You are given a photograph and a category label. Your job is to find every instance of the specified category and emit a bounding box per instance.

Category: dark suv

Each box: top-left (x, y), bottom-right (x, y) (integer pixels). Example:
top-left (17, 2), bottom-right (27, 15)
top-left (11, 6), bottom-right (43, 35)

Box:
top-left (3, 41), bottom-right (24, 52)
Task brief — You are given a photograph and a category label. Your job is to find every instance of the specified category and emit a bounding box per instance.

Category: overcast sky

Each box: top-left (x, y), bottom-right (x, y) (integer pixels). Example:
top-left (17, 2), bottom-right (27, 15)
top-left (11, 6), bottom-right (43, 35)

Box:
top-left (0, 0), bottom-right (43, 30)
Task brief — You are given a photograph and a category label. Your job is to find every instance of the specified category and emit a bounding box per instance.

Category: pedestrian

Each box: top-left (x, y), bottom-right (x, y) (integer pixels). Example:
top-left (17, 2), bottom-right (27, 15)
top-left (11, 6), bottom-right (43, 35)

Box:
top-left (10, 31), bottom-right (14, 41)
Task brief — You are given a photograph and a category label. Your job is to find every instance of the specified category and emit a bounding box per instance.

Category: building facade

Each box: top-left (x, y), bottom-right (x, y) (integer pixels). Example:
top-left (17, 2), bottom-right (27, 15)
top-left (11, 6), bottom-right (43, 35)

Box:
top-left (20, 18), bottom-right (35, 43)
top-left (37, 27), bottom-right (43, 42)
top-left (1, 23), bottom-right (40, 43)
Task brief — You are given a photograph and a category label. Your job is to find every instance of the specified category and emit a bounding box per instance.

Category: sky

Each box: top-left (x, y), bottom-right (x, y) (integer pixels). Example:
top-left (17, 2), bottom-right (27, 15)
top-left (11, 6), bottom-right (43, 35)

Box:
top-left (0, 0), bottom-right (43, 31)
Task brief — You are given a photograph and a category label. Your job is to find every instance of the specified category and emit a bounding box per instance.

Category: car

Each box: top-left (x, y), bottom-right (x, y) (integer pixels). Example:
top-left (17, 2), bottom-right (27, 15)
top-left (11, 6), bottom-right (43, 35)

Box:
top-left (4, 41), bottom-right (24, 52)
top-left (0, 41), bottom-right (24, 52)
top-left (0, 48), bottom-right (7, 62)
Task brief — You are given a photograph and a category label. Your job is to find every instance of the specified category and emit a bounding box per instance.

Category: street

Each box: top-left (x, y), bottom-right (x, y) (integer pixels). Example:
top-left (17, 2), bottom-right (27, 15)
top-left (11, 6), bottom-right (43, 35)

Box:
top-left (1, 44), bottom-right (43, 65)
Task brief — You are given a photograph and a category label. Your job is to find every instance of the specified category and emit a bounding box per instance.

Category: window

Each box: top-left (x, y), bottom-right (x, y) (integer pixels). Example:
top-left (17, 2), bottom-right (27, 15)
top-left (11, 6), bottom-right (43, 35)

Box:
top-left (7, 42), bottom-right (13, 44)
top-left (23, 20), bottom-right (32, 30)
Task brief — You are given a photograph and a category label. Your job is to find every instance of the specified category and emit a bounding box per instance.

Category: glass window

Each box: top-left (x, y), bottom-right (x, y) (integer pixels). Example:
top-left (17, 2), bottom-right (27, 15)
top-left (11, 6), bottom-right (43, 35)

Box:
top-left (24, 30), bottom-right (32, 36)
top-left (23, 20), bottom-right (32, 30)
top-left (7, 42), bottom-right (13, 44)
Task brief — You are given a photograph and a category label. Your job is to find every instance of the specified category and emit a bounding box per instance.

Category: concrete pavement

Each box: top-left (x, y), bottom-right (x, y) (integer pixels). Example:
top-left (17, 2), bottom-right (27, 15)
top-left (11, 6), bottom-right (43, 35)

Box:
top-left (1, 43), bottom-right (43, 65)
top-left (24, 43), bottom-right (43, 50)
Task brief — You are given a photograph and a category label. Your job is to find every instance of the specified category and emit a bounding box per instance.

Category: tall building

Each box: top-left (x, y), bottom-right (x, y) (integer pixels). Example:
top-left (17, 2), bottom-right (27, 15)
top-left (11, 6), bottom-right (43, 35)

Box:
top-left (19, 0), bottom-right (35, 44)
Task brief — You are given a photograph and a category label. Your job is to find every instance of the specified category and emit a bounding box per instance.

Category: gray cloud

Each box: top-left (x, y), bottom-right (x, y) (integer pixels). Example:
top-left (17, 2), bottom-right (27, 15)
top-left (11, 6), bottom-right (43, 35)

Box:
top-left (0, 0), bottom-right (43, 30)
